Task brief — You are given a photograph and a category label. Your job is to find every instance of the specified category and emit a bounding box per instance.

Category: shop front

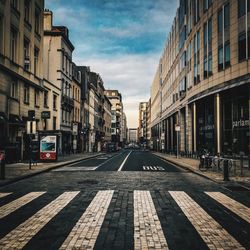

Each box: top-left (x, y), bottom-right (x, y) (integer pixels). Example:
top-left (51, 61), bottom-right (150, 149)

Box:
top-left (196, 96), bottom-right (215, 154)
top-left (221, 84), bottom-right (249, 156)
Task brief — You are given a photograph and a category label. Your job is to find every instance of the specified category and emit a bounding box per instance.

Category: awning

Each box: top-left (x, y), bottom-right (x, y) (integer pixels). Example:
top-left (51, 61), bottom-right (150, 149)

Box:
top-left (0, 112), bottom-right (7, 124)
top-left (8, 114), bottom-right (23, 125)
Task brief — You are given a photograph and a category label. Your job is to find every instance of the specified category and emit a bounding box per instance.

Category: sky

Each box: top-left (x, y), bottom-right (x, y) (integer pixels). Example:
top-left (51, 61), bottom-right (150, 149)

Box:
top-left (45, 0), bottom-right (179, 128)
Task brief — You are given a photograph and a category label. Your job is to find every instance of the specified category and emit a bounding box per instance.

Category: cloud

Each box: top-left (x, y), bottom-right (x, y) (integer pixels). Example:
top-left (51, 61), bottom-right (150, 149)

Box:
top-left (75, 53), bottom-right (159, 127)
top-left (45, 0), bottom-right (179, 127)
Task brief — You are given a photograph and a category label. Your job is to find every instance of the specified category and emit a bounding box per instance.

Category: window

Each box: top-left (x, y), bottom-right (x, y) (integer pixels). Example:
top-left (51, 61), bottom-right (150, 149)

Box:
top-left (44, 91), bottom-right (48, 107)
top-left (218, 9), bottom-right (223, 33)
top-left (218, 46), bottom-right (223, 70)
top-left (11, 0), bottom-right (18, 9)
top-left (34, 90), bottom-right (40, 107)
top-left (53, 94), bottom-right (57, 110)
top-left (224, 3), bottom-right (230, 28)
top-left (203, 0), bottom-right (212, 12)
top-left (53, 117), bottom-right (56, 130)
top-left (208, 53), bottom-right (212, 76)
top-left (34, 48), bottom-right (39, 75)
top-left (24, 0), bottom-right (30, 23)
top-left (10, 81), bottom-right (18, 98)
top-left (0, 16), bottom-right (3, 54)
top-left (238, 32), bottom-right (246, 61)
top-left (24, 39), bottom-right (30, 71)
top-left (194, 31), bottom-right (200, 84)
top-left (35, 8), bottom-right (40, 34)
top-left (24, 84), bottom-right (30, 104)
top-left (225, 42), bottom-right (230, 67)
top-left (10, 28), bottom-right (17, 62)
top-left (238, 0), bottom-right (246, 18)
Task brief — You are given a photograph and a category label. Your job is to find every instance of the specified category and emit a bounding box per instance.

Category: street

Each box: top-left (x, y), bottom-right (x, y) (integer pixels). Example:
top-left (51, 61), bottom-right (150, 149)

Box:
top-left (0, 150), bottom-right (249, 250)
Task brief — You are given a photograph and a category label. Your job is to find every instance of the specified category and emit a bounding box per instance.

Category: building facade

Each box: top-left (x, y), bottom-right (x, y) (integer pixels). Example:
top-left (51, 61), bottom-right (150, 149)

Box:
top-left (146, 98), bottom-right (151, 148)
top-left (72, 63), bottom-right (81, 153)
top-left (0, 0), bottom-right (45, 161)
top-left (128, 128), bottom-right (138, 144)
top-left (43, 10), bottom-right (74, 154)
top-left (150, 0), bottom-right (250, 157)
top-left (103, 95), bottom-right (112, 145)
top-left (105, 90), bottom-right (124, 147)
top-left (138, 102), bottom-right (147, 146)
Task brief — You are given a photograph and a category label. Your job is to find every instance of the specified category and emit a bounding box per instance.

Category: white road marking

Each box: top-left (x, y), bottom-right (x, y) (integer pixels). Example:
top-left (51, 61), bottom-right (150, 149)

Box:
top-left (0, 193), bottom-right (12, 198)
top-left (0, 192), bottom-right (79, 250)
top-left (117, 151), bottom-right (132, 171)
top-left (0, 192), bottom-right (46, 219)
top-left (143, 166), bottom-right (165, 171)
top-left (53, 166), bottom-right (98, 171)
top-left (169, 191), bottom-right (245, 250)
top-left (96, 152), bottom-right (123, 169)
top-left (205, 192), bottom-right (250, 223)
top-left (134, 190), bottom-right (169, 250)
top-left (60, 190), bottom-right (114, 250)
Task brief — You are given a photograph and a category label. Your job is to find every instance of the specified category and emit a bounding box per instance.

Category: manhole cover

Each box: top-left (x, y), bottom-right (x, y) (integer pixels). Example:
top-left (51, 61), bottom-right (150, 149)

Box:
top-left (77, 179), bottom-right (99, 185)
top-left (224, 185), bottom-right (250, 192)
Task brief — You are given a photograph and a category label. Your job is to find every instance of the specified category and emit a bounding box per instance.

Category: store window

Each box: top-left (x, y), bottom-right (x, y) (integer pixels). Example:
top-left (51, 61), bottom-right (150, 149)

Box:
top-left (222, 85), bottom-right (249, 155)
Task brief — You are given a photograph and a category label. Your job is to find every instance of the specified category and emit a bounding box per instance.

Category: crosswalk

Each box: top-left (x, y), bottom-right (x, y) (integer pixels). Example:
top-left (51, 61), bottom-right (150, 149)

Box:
top-left (143, 166), bottom-right (165, 171)
top-left (0, 190), bottom-right (249, 249)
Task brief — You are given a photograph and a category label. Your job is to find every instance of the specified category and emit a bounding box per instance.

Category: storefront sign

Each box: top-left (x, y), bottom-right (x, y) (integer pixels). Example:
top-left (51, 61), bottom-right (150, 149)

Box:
top-left (41, 111), bottom-right (51, 119)
top-left (232, 119), bottom-right (249, 129)
top-left (40, 135), bottom-right (57, 161)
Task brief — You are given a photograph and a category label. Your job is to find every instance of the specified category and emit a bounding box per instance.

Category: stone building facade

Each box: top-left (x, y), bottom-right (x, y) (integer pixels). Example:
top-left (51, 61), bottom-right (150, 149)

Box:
top-left (138, 102), bottom-right (147, 146)
top-left (150, 0), bottom-right (250, 157)
top-left (0, 0), bottom-right (44, 161)
top-left (43, 10), bottom-right (74, 154)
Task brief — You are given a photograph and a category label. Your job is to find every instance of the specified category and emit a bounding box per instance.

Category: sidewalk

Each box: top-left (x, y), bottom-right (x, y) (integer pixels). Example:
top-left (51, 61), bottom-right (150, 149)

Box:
top-left (0, 152), bottom-right (104, 187)
top-left (153, 152), bottom-right (250, 188)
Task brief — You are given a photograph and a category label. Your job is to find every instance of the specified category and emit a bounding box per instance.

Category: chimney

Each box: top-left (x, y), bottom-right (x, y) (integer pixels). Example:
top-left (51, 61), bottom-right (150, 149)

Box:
top-left (44, 9), bottom-right (53, 31)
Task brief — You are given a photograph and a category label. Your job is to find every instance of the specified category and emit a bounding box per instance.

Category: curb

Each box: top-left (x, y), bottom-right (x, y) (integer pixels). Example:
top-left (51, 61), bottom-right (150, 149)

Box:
top-left (152, 153), bottom-right (220, 183)
top-left (0, 153), bottom-right (105, 188)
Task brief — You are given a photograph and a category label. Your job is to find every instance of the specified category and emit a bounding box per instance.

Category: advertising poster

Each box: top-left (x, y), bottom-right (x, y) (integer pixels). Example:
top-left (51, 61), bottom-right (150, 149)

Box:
top-left (40, 135), bottom-right (58, 161)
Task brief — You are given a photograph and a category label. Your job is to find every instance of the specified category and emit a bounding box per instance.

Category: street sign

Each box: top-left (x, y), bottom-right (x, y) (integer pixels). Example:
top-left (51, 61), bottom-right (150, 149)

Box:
top-left (175, 124), bottom-right (180, 131)
top-left (41, 111), bottom-right (50, 119)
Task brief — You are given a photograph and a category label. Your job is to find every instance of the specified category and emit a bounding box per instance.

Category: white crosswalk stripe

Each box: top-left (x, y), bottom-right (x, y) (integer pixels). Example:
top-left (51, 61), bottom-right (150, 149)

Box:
top-left (205, 192), bottom-right (250, 223)
top-left (0, 192), bottom-right (79, 250)
top-left (60, 190), bottom-right (114, 250)
top-left (134, 190), bottom-right (169, 250)
top-left (0, 192), bottom-right (46, 219)
top-left (169, 191), bottom-right (245, 250)
top-left (0, 193), bottom-right (12, 198)
top-left (0, 190), bottom-right (248, 249)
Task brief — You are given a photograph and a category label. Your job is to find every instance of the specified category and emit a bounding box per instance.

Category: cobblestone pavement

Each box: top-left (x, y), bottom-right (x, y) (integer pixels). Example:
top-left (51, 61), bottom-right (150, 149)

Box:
top-left (0, 151), bottom-right (249, 250)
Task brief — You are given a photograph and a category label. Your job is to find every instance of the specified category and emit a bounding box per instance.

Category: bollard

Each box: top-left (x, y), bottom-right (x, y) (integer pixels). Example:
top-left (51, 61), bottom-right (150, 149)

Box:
top-left (223, 160), bottom-right (230, 181)
top-left (0, 152), bottom-right (5, 180)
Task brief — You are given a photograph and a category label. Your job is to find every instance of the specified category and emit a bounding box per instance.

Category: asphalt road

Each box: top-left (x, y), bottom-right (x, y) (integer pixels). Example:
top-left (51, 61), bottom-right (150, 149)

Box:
top-left (0, 150), bottom-right (249, 250)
